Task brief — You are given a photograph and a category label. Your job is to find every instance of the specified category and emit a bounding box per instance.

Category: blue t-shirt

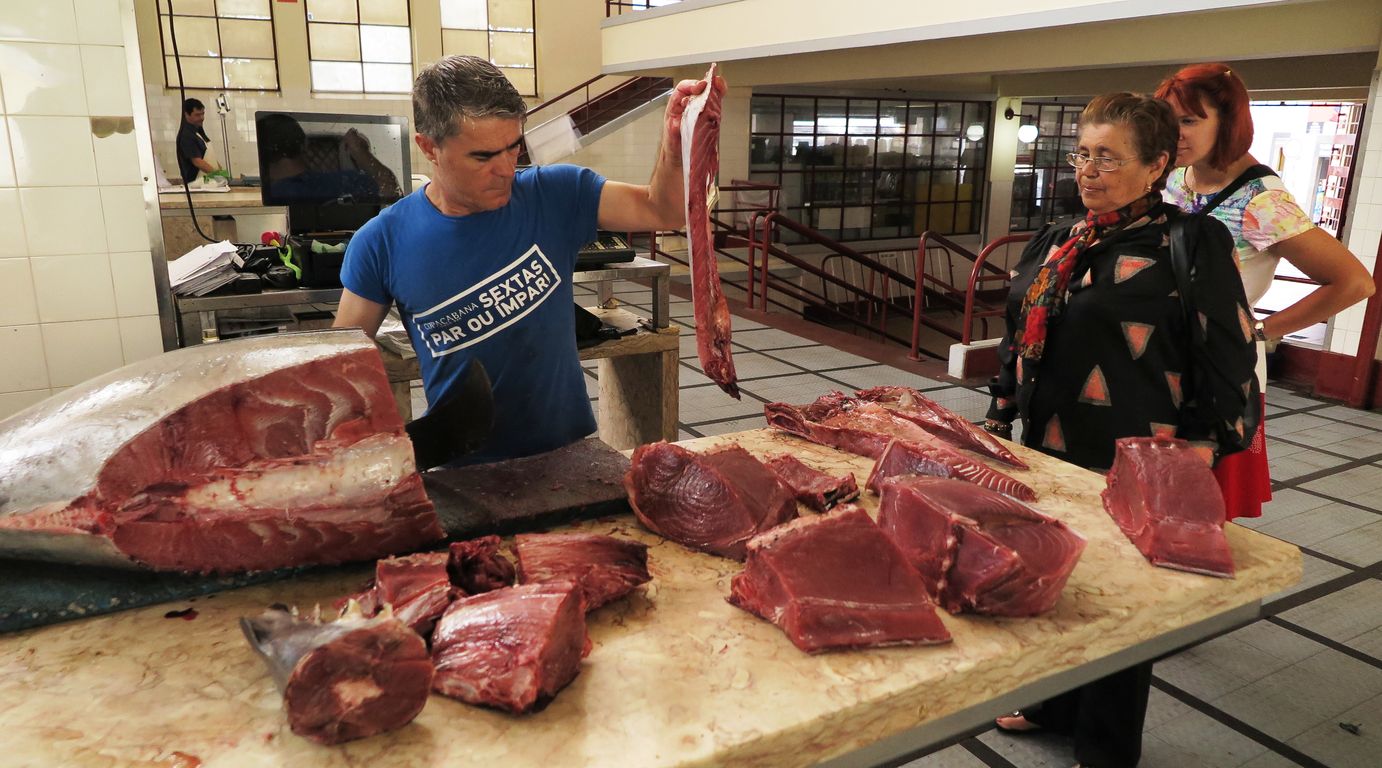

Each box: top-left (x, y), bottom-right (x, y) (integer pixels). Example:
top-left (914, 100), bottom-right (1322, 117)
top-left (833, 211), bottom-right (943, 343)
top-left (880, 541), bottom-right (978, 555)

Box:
top-left (341, 164), bottom-right (605, 464)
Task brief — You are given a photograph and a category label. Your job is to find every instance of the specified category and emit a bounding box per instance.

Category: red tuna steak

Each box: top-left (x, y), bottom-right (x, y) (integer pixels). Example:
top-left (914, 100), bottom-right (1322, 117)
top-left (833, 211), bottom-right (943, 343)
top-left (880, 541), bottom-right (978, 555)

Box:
top-left (728, 504), bottom-right (952, 653)
top-left (431, 581), bottom-right (589, 714)
top-left (878, 476), bottom-right (1085, 616)
top-left (625, 441), bottom-right (796, 560)
top-left (1102, 437), bottom-right (1235, 577)
top-left (514, 532), bottom-right (650, 611)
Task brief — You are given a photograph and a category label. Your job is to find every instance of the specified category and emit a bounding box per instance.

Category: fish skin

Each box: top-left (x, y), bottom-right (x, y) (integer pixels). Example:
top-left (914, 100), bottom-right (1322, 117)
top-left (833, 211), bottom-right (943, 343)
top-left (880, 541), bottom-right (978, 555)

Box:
top-left (0, 330), bottom-right (442, 571)
top-left (868, 439), bottom-right (1038, 502)
top-left (855, 385), bottom-right (1029, 469)
top-left (764, 394), bottom-right (1037, 502)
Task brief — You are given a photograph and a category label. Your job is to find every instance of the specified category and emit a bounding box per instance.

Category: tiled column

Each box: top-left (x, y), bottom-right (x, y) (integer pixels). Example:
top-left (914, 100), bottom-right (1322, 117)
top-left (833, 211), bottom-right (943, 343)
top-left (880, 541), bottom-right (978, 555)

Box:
top-left (1328, 59), bottom-right (1382, 359)
top-left (0, 1), bottom-right (164, 419)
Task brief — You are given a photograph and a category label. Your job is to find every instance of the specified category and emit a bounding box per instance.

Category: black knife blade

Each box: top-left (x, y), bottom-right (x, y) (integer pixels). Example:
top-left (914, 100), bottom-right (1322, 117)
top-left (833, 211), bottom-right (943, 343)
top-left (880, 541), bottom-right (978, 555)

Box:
top-left (404, 360), bottom-right (494, 471)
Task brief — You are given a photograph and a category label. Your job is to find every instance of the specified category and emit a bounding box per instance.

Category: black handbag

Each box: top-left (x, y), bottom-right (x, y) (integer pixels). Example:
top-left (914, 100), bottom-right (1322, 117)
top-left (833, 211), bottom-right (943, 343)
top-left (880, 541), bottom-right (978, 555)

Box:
top-left (1168, 215), bottom-right (1260, 456)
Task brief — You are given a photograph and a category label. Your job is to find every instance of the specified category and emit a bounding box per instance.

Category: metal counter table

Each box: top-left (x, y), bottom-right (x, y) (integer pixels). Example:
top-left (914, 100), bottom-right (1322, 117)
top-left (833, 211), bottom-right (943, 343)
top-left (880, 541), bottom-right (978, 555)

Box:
top-left (173, 257), bottom-right (678, 448)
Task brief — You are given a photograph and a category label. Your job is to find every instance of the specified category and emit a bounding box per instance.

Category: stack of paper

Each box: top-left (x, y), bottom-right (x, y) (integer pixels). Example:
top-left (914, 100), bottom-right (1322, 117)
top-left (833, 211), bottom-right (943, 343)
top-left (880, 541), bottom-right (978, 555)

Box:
top-left (169, 241), bottom-right (241, 297)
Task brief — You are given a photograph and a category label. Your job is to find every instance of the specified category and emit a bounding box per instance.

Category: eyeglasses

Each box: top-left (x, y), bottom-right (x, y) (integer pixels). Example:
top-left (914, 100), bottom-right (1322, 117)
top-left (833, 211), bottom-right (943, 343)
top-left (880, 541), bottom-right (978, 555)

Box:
top-left (1066, 152), bottom-right (1136, 172)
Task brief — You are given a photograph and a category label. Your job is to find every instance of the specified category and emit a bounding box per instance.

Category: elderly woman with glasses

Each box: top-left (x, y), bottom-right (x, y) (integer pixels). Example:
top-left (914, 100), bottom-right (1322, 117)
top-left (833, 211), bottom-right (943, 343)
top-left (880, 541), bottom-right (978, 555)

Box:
top-left (986, 93), bottom-right (1260, 768)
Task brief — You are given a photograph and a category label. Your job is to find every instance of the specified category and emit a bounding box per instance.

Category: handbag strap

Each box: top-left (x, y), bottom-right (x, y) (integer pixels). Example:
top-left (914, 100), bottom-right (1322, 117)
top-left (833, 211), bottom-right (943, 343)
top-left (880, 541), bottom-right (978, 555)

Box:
top-left (1168, 216), bottom-right (1200, 403)
top-left (1197, 163), bottom-right (1275, 215)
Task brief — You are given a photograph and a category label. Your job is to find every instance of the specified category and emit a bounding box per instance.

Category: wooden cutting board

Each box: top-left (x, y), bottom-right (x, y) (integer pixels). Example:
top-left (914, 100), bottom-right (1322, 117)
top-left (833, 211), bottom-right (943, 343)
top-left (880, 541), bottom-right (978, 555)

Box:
top-left (0, 440), bottom-right (630, 634)
top-left (424, 438), bottom-right (632, 537)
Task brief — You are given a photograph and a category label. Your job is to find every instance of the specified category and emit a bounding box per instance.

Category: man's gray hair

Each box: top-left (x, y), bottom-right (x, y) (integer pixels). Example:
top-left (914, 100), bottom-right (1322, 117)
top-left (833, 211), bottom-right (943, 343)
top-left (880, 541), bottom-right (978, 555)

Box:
top-left (413, 55), bottom-right (527, 144)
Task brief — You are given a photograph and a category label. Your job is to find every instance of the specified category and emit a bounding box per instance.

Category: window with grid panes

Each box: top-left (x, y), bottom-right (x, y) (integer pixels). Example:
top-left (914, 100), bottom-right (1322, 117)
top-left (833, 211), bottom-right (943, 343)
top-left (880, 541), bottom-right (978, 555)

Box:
top-left (1009, 101), bottom-right (1086, 232)
top-left (440, 0), bottom-right (537, 97)
top-left (159, 0), bottom-right (279, 91)
top-left (749, 95), bottom-right (989, 242)
top-left (305, 0), bottom-right (412, 94)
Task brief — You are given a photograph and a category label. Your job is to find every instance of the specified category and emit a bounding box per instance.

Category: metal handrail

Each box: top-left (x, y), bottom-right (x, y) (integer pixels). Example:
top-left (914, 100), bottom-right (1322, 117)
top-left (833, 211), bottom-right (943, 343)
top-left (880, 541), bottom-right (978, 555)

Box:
top-left (960, 234), bottom-right (1032, 345)
top-left (606, 0), bottom-right (683, 16)
top-left (913, 230), bottom-right (1026, 348)
top-left (524, 74), bottom-right (667, 128)
top-left (749, 213), bottom-right (954, 359)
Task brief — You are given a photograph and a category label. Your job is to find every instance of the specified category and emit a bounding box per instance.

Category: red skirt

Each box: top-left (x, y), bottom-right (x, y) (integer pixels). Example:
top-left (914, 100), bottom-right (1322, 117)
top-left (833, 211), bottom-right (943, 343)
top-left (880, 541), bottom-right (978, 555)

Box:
top-left (1213, 393), bottom-right (1270, 520)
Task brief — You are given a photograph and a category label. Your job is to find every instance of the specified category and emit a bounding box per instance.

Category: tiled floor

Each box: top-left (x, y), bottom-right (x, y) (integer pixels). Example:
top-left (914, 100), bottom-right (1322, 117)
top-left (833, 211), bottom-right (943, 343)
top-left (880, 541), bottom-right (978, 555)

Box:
top-left (580, 280), bottom-right (1382, 768)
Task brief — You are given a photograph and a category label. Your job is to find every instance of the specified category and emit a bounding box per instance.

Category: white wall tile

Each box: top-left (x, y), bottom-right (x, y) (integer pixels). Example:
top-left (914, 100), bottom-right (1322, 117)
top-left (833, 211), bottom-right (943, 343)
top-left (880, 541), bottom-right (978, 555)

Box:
top-left (1333, 328), bottom-right (1362, 357)
top-left (118, 314), bottom-right (164, 364)
top-left (0, 324), bottom-right (50, 392)
top-left (92, 125), bottom-right (142, 185)
top-left (5, 115), bottom-right (98, 186)
top-left (0, 42), bottom-right (89, 115)
top-left (1332, 303), bottom-right (1365, 335)
top-left (100, 185), bottom-right (150, 251)
top-left (80, 45), bottom-right (133, 117)
top-left (0, 120), bottom-right (14, 186)
top-left (19, 186), bottom-right (106, 255)
top-left (30, 253), bottom-right (118, 323)
top-left (110, 251), bottom-right (159, 316)
top-left (0, 2), bottom-right (79, 45)
top-left (0, 388), bottom-right (51, 420)
top-left (73, 0), bottom-right (124, 46)
top-left (0, 257), bottom-right (39, 326)
top-left (40, 318), bottom-right (124, 387)
top-left (0, 189), bottom-right (27, 256)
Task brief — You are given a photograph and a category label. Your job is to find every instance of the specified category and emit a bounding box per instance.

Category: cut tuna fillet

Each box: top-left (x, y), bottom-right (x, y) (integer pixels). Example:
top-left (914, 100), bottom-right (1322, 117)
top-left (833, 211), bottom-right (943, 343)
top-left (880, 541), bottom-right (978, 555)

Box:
top-left (373, 552), bottom-right (455, 635)
top-left (625, 441), bottom-right (797, 560)
top-left (0, 330), bottom-right (442, 573)
top-left (241, 604), bottom-right (433, 745)
top-left (867, 439), bottom-right (1037, 502)
top-left (431, 582), bottom-right (590, 714)
top-left (728, 504), bottom-right (952, 653)
top-left (680, 63), bottom-right (738, 398)
top-left (764, 453), bottom-right (859, 512)
top-left (878, 477), bottom-right (1085, 616)
top-left (766, 391), bottom-right (1034, 492)
top-left (448, 536), bottom-right (516, 595)
top-left (1102, 437), bottom-right (1235, 577)
top-left (856, 386), bottom-right (1028, 468)
top-left (765, 392), bottom-right (912, 458)
top-left (514, 532), bottom-right (651, 611)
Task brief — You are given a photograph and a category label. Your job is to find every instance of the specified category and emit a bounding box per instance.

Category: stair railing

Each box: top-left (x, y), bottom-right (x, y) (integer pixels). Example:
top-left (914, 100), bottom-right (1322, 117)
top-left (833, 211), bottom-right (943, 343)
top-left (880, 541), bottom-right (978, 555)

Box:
top-left (749, 213), bottom-right (955, 360)
top-left (959, 234), bottom-right (1031, 345)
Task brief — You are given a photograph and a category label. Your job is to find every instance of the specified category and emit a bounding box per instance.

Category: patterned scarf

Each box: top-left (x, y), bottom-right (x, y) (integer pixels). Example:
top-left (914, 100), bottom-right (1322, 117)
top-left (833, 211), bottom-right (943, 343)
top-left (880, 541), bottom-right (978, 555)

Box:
top-left (1015, 192), bottom-right (1160, 362)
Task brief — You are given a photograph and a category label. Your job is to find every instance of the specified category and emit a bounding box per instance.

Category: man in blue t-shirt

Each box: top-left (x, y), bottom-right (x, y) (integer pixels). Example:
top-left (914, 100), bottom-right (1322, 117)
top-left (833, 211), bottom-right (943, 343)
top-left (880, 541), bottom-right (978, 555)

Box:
top-left (335, 55), bottom-right (723, 464)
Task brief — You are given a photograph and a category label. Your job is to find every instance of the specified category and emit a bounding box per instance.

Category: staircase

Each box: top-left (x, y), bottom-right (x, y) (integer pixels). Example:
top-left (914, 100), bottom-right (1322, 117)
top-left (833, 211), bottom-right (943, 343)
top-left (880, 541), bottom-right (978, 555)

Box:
top-left (521, 76), bottom-right (673, 165)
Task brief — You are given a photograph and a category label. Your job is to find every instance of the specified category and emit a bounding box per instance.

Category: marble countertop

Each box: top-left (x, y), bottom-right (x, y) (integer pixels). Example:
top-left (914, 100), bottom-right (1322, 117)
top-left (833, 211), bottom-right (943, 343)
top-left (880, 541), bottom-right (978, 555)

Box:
top-left (0, 429), bottom-right (1301, 767)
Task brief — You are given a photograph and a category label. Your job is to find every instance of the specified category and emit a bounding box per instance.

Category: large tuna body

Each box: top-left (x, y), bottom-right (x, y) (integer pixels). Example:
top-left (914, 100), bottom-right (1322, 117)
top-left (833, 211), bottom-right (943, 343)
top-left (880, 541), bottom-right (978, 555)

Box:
top-left (0, 330), bottom-right (442, 573)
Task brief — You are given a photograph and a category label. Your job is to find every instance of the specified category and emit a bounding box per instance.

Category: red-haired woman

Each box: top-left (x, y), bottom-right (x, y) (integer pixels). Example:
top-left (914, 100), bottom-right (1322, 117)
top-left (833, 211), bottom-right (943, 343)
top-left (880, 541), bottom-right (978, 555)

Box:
top-left (1156, 63), bottom-right (1374, 519)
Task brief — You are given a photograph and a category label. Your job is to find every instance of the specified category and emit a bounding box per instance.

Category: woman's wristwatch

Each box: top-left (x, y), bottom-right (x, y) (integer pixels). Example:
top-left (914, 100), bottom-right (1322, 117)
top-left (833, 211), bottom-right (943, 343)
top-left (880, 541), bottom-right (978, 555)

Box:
top-left (1252, 320), bottom-right (1269, 342)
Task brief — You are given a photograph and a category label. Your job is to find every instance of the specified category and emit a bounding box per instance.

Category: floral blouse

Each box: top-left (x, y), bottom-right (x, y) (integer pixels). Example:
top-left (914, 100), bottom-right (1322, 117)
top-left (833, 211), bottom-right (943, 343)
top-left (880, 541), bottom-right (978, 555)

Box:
top-left (1162, 167), bottom-right (1314, 305)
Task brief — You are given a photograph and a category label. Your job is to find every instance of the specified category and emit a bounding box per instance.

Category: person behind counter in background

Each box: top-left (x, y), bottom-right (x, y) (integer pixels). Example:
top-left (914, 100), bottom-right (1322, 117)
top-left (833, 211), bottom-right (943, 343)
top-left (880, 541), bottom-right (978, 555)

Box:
top-left (333, 55), bottom-right (723, 464)
top-left (1156, 62), bottom-right (1375, 520)
top-left (986, 93), bottom-right (1260, 768)
top-left (176, 98), bottom-right (219, 184)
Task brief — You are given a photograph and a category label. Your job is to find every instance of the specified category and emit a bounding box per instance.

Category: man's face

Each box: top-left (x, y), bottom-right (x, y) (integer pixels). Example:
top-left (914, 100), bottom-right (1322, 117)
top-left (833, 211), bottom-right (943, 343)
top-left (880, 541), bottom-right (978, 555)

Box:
top-left (185, 108), bottom-right (205, 126)
top-left (416, 116), bottom-right (523, 216)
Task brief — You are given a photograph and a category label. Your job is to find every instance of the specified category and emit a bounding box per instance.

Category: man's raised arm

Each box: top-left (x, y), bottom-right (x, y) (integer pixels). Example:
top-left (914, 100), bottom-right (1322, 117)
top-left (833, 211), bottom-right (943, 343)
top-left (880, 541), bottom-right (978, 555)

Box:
top-left (596, 75), bottom-right (727, 233)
